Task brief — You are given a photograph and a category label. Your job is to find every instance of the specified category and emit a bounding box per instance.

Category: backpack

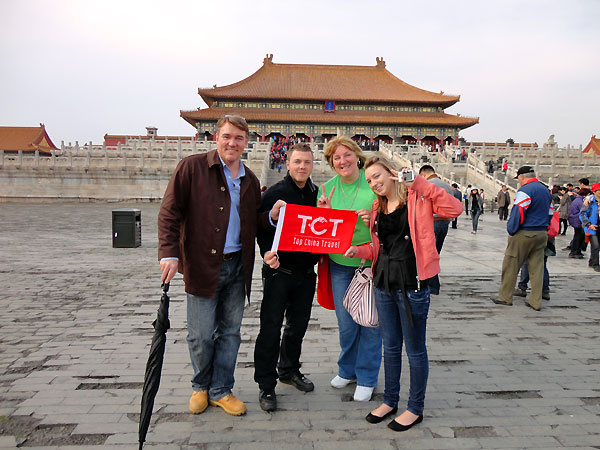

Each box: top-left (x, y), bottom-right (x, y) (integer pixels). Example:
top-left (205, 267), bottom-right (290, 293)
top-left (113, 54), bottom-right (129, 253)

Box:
top-left (547, 210), bottom-right (559, 239)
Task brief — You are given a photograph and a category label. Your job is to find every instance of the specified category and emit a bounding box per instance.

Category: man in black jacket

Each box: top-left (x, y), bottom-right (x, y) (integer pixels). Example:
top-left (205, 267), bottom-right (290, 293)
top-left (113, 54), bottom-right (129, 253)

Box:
top-left (254, 143), bottom-right (320, 412)
top-left (450, 183), bottom-right (463, 229)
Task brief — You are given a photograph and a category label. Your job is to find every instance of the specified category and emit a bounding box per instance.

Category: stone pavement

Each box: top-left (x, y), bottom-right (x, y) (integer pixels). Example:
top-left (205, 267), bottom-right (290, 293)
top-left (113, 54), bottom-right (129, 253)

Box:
top-left (0, 203), bottom-right (599, 449)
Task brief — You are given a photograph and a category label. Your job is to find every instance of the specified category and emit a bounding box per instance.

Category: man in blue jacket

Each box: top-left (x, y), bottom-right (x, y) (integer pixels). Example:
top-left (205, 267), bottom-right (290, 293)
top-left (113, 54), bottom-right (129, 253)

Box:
top-left (491, 166), bottom-right (552, 311)
top-left (580, 182), bottom-right (600, 271)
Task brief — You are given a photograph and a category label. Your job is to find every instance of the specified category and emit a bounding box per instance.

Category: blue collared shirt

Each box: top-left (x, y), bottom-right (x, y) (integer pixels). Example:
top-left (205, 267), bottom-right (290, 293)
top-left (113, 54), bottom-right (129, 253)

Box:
top-left (220, 155), bottom-right (244, 253)
top-left (161, 155), bottom-right (274, 262)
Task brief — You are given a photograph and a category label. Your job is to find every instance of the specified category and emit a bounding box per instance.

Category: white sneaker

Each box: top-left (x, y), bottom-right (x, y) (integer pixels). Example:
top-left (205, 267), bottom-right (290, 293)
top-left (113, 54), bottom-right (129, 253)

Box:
top-left (330, 375), bottom-right (356, 389)
top-left (353, 385), bottom-right (374, 402)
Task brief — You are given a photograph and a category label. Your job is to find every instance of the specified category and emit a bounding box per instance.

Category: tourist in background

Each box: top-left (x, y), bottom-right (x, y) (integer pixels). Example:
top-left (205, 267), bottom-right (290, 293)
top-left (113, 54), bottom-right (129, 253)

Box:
top-left (470, 187), bottom-right (483, 234)
top-left (558, 186), bottom-right (573, 235)
top-left (463, 184), bottom-right (472, 215)
top-left (317, 136), bottom-right (380, 402)
top-left (515, 209), bottom-right (559, 301)
top-left (551, 185), bottom-right (561, 209)
top-left (480, 189), bottom-right (486, 215)
top-left (580, 183), bottom-right (600, 272)
top-left (568, 186), bottom-right (591, 259)
top-left (343, 156), bottom-right (461, 431)
top-left (450, 183), bottom-right (462, 229)
top-left (417, 165), bottom-right (457, 295)
top-left (491, 166), bottom-right (552, 311)
top-left (497, 185), bottom-right (511, 221)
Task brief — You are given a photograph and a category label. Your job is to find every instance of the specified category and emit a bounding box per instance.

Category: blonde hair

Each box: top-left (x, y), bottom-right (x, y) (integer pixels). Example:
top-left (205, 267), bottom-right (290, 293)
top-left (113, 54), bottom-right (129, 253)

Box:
top-left (364, 155), bottom-right (408, 213)
top-left (216, 114), bottom-right (249, 136)
top-left (323, 136), bottom-right (366, 169)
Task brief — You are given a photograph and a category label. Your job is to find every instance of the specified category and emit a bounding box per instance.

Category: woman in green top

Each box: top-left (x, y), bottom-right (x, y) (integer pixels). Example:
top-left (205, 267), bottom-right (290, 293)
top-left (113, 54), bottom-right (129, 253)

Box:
top-left (317, 136), bottom-right (381, 402)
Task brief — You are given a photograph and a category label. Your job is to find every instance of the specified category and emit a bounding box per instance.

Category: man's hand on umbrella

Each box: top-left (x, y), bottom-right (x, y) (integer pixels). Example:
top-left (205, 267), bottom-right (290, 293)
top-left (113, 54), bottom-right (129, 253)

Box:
top-left (160, 259), bottom-right (178, 284)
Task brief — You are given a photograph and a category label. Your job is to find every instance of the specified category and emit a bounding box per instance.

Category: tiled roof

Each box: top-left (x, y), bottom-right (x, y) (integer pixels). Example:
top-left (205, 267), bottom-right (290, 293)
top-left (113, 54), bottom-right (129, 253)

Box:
top-left (0, 125), bottom-right (58, 154)
top-left (181, 107), bottom-right (479, 129)
top-left (198, 56), bottom-right (460, 107)
top-left (583, 135), bottom-right (600, 155)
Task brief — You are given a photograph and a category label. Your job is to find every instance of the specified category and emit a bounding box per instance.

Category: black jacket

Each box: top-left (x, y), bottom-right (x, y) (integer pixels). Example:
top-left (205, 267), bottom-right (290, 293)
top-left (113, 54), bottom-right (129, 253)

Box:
top-left (257, 173), bottom-right (320, 270)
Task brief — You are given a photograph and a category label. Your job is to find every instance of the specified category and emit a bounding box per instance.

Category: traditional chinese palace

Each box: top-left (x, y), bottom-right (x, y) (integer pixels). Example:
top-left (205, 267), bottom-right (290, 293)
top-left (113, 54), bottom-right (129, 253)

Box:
top-left (181, 55), bottom-right (478, 147)
top-left (0, 124), bottom-right (58, 155)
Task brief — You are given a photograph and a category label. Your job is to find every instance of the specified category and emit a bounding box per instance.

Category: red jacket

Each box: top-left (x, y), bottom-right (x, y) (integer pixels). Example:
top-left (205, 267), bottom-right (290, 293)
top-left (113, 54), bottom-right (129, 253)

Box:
top-left (354, 175), bottom-right (463, 281)
top-left (316, 175), bottom-right (462, 310)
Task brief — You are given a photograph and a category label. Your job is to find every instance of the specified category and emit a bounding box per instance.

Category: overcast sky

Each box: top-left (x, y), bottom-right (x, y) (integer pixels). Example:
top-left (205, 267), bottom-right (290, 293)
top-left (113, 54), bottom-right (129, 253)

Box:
top-left (1, 0), bottom-right (598, 147)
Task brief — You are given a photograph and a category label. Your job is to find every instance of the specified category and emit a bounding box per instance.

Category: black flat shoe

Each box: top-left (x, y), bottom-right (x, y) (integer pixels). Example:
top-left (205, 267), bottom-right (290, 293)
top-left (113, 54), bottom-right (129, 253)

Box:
top-left (387, 414), bottom-right (423, 432)
top-left (365, 406), bottom-right (398, 424)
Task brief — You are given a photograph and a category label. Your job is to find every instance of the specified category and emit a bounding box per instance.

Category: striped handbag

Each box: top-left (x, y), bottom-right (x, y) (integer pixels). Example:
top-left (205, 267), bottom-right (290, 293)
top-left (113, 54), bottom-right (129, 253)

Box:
top-left (342, 260), bottom-right (378, 327)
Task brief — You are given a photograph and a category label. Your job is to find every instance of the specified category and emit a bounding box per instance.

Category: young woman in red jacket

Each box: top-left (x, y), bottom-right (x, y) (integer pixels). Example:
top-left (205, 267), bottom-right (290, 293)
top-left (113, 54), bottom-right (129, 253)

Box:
top-left (345, 156), bottom-right (462, 432)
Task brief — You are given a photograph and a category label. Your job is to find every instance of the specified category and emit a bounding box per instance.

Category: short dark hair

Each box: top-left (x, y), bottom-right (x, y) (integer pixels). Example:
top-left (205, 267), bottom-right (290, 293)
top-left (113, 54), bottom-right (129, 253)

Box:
top-left (579, 178), bottom-right (590, 186)
top-left (419, 164), bottom-right (435, 175)
top-left (451, 183), bottom-right (458, 188)
top-left (559, 186), bottom-right (567, 192)
top-left (566, 183), bottom-right (573, 188)
top-left (287, 143), bottom-right (313, 159)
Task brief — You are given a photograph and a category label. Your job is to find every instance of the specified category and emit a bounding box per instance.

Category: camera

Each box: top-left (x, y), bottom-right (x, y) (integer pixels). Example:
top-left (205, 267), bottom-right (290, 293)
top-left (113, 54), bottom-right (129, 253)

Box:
top-left (401, 170), bottom-right (415, 182)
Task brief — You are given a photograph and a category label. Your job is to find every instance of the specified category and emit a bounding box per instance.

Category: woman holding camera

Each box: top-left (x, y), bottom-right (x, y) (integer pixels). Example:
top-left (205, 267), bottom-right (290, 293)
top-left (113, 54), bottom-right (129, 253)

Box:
top-left (317, 136), bottom-right (380, 402)
top-left (344, 156), bottom-right (462, 431)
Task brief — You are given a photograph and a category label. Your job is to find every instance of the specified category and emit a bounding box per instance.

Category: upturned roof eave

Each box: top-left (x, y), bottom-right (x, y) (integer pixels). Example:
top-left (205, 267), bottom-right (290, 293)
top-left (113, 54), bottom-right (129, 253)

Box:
top-left (197, 90), bottom-right (460, 107)
top-left (180, 108), bottom-right (479, 129)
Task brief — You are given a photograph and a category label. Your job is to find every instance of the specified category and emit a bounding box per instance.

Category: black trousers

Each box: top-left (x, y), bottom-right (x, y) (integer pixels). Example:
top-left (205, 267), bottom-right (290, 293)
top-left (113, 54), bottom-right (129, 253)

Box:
top-left (498, 206), bottom-right (509, 220)
top-left (254, 265), bottom-right (316, 391)
top-left (589, 235), bottom-right (599, 267)
top-left (570, 227), bottom-right (585, 256)
top-left (559, 218), bottom-right (568, 235)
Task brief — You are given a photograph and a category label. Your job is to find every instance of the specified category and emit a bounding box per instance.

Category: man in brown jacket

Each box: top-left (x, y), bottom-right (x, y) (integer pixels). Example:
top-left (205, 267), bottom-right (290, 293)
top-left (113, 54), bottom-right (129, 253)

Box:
top-left (158, 115), bottom-right (283, 417)
top-left (497, 184), bottom-right (511, 220)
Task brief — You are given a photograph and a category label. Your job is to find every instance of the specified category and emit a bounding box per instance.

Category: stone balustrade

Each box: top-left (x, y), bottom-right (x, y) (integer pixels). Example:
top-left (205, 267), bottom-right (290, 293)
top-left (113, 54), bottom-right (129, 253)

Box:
top-left (379, 142), bottom-right (600, 211)
top-left (2, 138), bottom-right (597, 203)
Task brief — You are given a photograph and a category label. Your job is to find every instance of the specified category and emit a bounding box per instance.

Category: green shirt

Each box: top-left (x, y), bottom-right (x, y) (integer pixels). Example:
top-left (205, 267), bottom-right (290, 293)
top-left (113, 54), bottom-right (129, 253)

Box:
top-left (317, 170), bottom-right (376, 267)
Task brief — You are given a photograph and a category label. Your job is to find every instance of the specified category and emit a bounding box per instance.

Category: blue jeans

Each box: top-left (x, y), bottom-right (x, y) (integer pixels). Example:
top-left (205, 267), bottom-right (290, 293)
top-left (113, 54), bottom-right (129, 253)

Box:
top-left (186, 253), bottom-right (245, 400)
top-left (375, 286), bottom-right (430, 415)
top-left (329, 259), bottom-right (382, 387)
top-left (518, 257), bottom-right (549, 292)
top-left (472, 210), bottom-right (481, 231)
top-left (429, 220), bottom-right (449, 295)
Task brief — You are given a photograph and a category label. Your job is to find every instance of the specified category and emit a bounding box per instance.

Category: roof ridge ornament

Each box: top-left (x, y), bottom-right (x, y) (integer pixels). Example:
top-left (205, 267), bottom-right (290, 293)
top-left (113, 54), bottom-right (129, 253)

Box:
top-left (375, 57), bottom-right (386, 68)
top-left (264, 53), bottom-right (274, 65)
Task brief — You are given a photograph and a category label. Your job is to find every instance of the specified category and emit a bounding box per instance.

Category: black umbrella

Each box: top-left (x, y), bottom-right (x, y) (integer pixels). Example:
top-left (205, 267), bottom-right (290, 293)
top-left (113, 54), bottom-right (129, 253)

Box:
top-left (139, 282), bottom-right (170, 450)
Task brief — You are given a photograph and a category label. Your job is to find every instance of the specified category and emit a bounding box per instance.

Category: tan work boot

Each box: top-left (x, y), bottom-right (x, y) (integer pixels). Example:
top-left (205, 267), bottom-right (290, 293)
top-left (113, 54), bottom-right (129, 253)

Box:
top-left (209, 394), bottom-right (247, 416)
top-left (189, 391), bottom-right (208, 414)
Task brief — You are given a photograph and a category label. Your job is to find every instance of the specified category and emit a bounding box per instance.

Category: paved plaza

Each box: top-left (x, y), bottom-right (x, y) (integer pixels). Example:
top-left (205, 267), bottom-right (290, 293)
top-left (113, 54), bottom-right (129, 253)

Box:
top-left (0, 203), bottom-right (599, 449)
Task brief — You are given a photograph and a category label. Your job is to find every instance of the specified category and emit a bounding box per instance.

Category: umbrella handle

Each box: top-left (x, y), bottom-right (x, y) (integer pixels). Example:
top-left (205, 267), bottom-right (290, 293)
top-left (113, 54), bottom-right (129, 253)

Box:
top-left (161, 282), bottom-right (170, 293)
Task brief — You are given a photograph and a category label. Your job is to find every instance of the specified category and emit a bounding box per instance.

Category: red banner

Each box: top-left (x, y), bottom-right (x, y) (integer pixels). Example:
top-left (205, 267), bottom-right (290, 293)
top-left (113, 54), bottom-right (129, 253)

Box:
top-left (271, 204), bottom-right (358, 254)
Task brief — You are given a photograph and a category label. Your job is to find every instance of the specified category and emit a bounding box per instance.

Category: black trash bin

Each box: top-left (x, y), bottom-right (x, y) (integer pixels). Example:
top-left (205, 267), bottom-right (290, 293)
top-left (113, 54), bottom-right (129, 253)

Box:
top-left (112, 208), bottom-right (141, 248)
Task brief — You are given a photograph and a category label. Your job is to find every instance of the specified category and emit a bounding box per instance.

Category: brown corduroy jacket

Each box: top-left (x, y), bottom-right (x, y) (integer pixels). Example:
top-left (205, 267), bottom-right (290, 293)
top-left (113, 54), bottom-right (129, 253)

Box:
top-left (158, 149), bottom-right (270, 299)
